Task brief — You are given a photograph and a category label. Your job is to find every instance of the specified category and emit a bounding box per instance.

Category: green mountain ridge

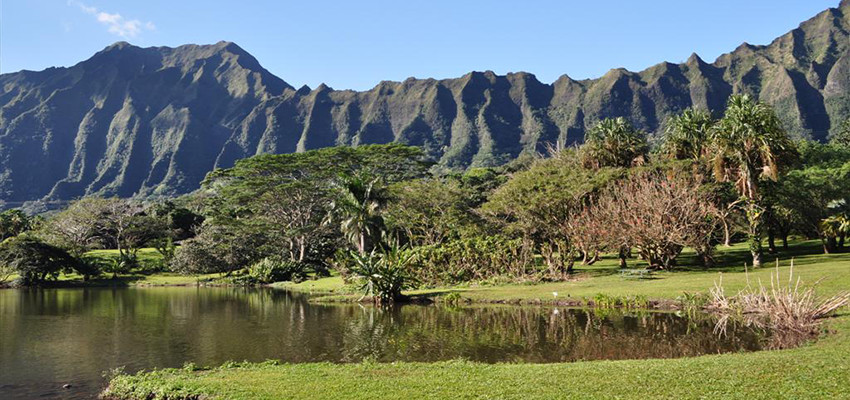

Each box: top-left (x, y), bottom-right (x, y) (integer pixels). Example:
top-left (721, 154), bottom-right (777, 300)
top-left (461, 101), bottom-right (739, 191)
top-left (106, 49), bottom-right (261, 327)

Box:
top-left (2, 2), bottom-right (850, 205)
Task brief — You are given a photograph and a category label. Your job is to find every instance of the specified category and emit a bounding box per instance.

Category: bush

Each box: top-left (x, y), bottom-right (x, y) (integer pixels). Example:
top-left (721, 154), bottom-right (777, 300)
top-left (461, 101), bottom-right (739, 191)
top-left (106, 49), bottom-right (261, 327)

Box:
top-left (348, 246), bottom-right (418, 305)
top-left (407, 235), bottom-right (534, 285)
top-left (96, 252), bottom-right (139, 278)
top-left (248, 256), bottom-right (308, 284)
top-left (73, 257), bottom-right (103, 280)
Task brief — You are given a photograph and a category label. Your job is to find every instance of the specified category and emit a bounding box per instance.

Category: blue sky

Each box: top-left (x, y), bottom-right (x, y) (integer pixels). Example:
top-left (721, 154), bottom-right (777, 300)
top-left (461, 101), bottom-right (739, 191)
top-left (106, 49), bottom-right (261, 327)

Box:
top-left (0, 0), bottom-right (840, 91)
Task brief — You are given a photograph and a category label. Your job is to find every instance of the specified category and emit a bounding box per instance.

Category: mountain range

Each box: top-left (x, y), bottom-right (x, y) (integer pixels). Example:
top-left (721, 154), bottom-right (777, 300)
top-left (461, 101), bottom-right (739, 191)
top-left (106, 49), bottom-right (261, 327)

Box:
top-left (2, 1), bottom-right (850, 206)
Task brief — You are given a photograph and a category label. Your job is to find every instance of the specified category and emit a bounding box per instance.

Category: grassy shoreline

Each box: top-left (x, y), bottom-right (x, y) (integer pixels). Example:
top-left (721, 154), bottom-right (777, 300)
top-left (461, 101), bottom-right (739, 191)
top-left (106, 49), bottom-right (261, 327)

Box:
top-left (101, 241), bottom-right (850, 399)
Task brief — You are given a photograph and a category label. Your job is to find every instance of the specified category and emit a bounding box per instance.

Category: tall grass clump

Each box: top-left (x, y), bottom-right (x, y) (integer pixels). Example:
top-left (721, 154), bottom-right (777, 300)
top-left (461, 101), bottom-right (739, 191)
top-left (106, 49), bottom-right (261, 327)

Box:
top-left (708, 261), bottom-right (850, 347)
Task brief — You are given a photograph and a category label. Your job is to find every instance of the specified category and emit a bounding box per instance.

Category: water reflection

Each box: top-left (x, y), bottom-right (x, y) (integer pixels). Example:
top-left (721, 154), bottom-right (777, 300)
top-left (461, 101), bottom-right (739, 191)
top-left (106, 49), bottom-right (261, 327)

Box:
top-left (0, 287), bottom-right (764, 398)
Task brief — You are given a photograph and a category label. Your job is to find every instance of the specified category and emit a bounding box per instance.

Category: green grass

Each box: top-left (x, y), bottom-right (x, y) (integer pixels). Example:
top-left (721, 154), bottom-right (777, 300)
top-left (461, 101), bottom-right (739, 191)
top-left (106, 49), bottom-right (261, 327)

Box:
top-left (103, 316), bottom-right (850, 399)
top-left (46, 248), bottom-right (222, 287)
top-left (103, 240), bottom-right (850, 399)
top-left (287, 241), bottom-right (850, 305)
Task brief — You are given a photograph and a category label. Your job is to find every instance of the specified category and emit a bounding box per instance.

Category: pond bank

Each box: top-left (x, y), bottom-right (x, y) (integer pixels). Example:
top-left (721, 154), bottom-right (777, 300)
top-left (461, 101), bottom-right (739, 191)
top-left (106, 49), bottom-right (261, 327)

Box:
top-left (101, 314), bottom-right (850, 399)
top-left (101, 246), bottom-right (850, 399)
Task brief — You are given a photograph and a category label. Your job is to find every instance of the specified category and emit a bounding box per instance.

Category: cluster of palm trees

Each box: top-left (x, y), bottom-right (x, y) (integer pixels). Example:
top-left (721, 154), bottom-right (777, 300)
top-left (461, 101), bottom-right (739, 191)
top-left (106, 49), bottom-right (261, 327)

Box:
top-left (588, 94), bottom-right (795, 268)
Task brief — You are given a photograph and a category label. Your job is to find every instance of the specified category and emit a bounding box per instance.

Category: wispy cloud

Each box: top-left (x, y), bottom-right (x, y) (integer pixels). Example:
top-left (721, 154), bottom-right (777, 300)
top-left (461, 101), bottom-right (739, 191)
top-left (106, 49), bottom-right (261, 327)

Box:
top-left (68, 1), bottom-right (155, 38)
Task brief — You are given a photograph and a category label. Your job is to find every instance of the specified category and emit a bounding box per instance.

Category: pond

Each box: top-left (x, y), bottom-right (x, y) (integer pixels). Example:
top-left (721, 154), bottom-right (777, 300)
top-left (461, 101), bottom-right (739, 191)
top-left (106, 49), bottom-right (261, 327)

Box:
top-left (0, 287), bottom-right (765, 399)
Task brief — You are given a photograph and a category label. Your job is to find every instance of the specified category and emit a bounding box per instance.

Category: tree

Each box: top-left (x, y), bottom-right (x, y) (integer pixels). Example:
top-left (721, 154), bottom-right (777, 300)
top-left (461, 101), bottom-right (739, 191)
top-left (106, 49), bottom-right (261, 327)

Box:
top-left (256, 181), bottom-right (334, 266)
top-left (821, 214), bottom-right (850, 253)
top-left (0, 235), bottom-right (77, 285)
top-left (482, 151), bottom-right (622, 275)
top-left (830, 117), bottom-right (850, 148)
top-left (710, 94), bottom-right (796, 267)
top-left (772, 164), bottom-right (850, 253)
top-left (41, 198), bottom-right (103, 257)
top-left (662, 108), bottom-right (715, 161)
top-left (384, 179), bottom-right (477, 247)
top-left (199, 144), bottom-right (429, 269)
top-left (327, 173), bottom-right (388, 255)
top-left (0, 209), bottom-right (32, 240)
top-left (580, 117), bottom-right (649, 169)
top-left (171, 224), bottom-right (263, 275)
top-left (584, 173), bottom-right (720, 269)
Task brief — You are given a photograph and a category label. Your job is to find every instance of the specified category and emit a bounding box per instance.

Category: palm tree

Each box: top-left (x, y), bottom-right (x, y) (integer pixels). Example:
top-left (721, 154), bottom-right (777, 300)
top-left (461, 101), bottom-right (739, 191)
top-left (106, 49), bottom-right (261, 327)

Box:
top-left (662, 108), bottom-right (715, 160)
top-left (580, 117), bottom-right (649, 169)
top-left (327, 173), bottom-right (388, 255)
top-left (710, 94), bottom-right (796, 267)
top-left (820, 214), bottom-right (850, 253)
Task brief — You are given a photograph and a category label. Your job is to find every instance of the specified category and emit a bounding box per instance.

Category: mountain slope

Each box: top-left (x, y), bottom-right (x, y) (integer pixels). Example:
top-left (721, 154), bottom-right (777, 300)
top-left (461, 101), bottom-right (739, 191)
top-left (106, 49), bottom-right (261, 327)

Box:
top-left (2, 2), bottom-right (850, 205)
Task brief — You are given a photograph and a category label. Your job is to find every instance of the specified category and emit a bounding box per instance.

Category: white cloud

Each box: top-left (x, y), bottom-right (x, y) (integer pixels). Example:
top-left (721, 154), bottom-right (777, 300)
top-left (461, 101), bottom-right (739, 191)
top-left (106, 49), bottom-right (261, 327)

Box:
top-left (68, 1), bottom-right (155, 38)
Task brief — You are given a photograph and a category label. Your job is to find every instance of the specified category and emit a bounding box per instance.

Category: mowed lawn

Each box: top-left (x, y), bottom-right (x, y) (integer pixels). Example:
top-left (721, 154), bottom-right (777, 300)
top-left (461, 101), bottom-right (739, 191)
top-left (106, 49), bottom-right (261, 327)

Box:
top-left (283, 240), bottom-right (850, 304)
top-left (104, 240), bottom-right (850, 399)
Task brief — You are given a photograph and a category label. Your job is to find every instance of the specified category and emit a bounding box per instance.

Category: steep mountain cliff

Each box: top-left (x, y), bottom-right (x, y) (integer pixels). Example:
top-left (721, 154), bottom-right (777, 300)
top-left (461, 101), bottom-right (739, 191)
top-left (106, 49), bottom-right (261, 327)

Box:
top-left (2, 2), bottom-right (850, 205)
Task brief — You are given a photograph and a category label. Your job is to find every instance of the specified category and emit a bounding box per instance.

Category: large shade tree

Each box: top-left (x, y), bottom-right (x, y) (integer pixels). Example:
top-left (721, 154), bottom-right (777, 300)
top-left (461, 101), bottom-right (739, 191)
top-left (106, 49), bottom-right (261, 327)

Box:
top-left (710, 94), bottom-right (796, 267)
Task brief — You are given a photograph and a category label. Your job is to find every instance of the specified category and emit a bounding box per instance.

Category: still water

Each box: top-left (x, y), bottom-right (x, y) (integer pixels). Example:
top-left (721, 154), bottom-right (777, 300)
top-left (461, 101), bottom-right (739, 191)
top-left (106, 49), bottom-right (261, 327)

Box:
top-left (0, 287), bottom-right (764, 399)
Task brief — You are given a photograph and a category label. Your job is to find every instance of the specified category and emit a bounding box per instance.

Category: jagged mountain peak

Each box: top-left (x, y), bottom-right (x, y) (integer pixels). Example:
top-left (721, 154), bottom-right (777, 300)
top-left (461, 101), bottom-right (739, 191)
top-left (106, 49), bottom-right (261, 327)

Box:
top-left (1, 3), bottom-right (850, 207)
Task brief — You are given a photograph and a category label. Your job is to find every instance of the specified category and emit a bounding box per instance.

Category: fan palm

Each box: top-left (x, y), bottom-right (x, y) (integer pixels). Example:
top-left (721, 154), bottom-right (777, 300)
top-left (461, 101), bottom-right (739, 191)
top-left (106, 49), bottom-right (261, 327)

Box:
top-left (327, 173), bottom-right (388, 255)
top-left (662, 108), bottom-right (715, 160)
top-left (710, 94), bottom-right (796, 267)
top-left (581, 117), bottom-right (648, 169)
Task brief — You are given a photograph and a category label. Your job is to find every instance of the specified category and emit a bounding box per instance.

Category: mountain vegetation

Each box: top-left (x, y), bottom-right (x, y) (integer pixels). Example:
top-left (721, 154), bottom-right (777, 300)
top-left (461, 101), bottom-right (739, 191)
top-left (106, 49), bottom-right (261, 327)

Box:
top-left (3, 2), bottom-right (850, 207)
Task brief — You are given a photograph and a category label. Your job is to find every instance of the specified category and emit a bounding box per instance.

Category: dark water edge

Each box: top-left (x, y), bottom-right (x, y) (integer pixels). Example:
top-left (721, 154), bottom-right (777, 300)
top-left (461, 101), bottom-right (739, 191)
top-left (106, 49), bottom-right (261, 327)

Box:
top-left (0, 287), bottom-right (766, 399)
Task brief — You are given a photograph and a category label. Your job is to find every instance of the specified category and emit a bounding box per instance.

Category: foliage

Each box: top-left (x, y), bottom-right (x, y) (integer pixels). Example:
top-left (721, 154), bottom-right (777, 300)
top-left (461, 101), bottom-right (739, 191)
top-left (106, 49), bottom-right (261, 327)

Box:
top-left (662, 108), bottom-right (715, 160)
top-left (150, 237), bottom-right (177, 270)
top-left (171, 225), bottom-right (262, 275)
top-left (198, 144), bottom-right (427, 273)
top-left (830, 117), bottom-right (850, 148)
top-left (580, 173), bottom-right (720, 269)
top-left (326, 173), bottom-right (388, 255)
top-left (407, 235), bottom-right (534, 285)
top-left (150, 201), bottom-right (204, 240)
top-left (482, 151), bottom-right (622, 275)
top-left (0, 235), bottom-right (77, 285)
top-left (384, 178), bottom-right (478, 246)
top-left (580, 117), bottom-right (649, 169)
top-left (347, 245), bottom-right (418, 304)
top-left (710, 94), bottom-right (797, 267)
top-left (248, 256), bottom-right (308, 284)
top-left (0, 209), bottom-right (33, 240)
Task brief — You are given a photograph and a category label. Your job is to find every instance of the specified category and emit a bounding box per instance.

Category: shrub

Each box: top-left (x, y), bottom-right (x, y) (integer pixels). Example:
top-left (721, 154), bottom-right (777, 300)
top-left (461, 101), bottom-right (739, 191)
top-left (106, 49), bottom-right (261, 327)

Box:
top-left (73, 257), bottom-right (103, 280)
top-left (407, 235), bottom-right (534, 285)
top-left (102, 252), bottom-right (138, 278)
top-left (248, 256), bottom-right (308, 284)
top-left (348, 245), bottom-right (418, 305)
top-left (708, 263), bottom-right (850, 347)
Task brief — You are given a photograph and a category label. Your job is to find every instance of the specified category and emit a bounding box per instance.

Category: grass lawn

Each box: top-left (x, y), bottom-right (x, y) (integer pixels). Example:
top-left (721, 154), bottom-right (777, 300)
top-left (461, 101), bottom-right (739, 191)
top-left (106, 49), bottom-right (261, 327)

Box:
top-left (285, 240), bottom-right (850, 305)
top-left (103, 240), bottom-right (850, 399)
top-left (45, 248), bottom-right (223, 287)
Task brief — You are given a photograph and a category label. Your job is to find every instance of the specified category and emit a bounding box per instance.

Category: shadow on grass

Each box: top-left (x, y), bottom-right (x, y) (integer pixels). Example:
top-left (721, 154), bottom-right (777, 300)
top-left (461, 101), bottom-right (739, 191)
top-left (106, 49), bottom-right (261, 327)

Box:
top-left (41, 275), bottom-right (146, 288)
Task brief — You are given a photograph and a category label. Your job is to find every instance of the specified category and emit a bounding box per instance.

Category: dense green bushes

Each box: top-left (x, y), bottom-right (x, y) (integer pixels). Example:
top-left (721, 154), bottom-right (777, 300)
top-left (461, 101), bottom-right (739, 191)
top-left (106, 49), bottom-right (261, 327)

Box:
top-left (407, 235), bottom-right (534, 285)
top-left (248, 257), bottom-right (308, 284)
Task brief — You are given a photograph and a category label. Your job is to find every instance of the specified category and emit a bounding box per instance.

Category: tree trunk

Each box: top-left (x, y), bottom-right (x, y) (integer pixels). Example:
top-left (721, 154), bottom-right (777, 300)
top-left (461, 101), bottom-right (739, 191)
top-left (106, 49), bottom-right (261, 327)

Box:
top-left (751, 248), bottom-right (763, 268)
top-left (722, 218), bottom-right (732, 247)
top-left (359, 233), bottom-right (366, 255)
top-left (781, 234), bottom-right (789, 251)
top-left (618, 248), bottom-right (628, 269)
top-left (767, 229), bottom-right (777, 254)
